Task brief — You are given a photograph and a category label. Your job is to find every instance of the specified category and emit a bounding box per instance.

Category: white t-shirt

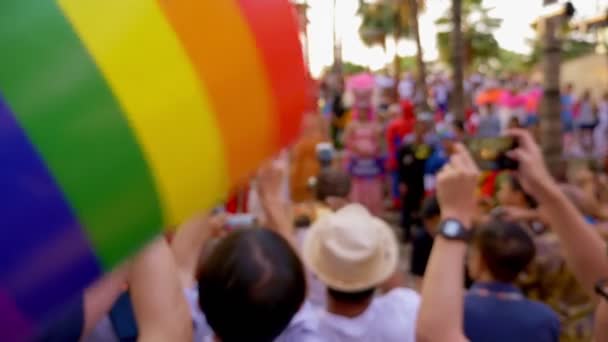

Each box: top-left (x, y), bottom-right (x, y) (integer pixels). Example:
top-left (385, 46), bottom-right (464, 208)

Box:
top-left (399, 79), bottom-right (415, 100)
top-left (317, 288), bottom-right (420, 342)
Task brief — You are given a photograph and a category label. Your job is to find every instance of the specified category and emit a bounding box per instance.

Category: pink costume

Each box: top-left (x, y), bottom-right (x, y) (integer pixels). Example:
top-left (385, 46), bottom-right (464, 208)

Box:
top-left (344, 73), bottom-right (384, 215)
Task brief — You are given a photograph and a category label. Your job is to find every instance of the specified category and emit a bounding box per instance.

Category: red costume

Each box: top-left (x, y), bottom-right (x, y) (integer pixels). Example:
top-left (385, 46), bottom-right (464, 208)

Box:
top-left (386, 100), bottom-right (415, 171)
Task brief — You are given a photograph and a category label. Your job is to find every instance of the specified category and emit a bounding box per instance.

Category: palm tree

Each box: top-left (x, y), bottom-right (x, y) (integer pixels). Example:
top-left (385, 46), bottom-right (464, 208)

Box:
top-left (435, 2), bottom-right (501, 72)
top-left (435, 0), bottom-right (501, 119)
top-left (539, 16), bottom-right (564, 176)
top-left (451, 0), bottom-right (465, 120)
top-left (293, 1), bottom-right (310, 69)
top-left (407, 0), bottom-right (429, 111)
top-left (358, 0), bottom-right (428, 107)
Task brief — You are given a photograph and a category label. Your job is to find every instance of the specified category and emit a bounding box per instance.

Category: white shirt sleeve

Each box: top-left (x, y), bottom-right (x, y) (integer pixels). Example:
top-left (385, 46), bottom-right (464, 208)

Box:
top-left (275, 301), bottom-right (323, 342)
top-left (377, 288), bottom-right (421, 342)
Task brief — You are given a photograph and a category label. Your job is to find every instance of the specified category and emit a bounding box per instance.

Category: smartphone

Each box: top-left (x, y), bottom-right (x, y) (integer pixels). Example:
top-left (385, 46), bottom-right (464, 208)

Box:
top-left (226, 214), bottom-right (256, 229)
top-left (465, 137), bottom-right (518, 171)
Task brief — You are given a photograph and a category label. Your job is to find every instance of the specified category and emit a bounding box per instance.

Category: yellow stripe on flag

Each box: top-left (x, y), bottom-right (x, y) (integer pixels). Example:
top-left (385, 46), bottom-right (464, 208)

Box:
top-left (58, 0), bottom-right (229, 224)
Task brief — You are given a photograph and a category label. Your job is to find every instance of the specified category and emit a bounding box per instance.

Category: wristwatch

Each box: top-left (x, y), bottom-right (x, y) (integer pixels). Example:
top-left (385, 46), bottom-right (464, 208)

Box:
top-left (438, 219), bottom-right (471, 242)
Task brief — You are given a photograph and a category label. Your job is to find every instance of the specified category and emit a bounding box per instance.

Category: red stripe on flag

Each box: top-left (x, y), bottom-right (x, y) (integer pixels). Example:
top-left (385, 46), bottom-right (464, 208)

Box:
top-left (235, 0), bottom-right (309, 146)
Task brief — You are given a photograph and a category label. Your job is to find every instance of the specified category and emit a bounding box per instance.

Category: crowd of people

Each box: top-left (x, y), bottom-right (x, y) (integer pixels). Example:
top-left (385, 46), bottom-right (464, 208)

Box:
top-left (38, 70), bottom-right (608, 342)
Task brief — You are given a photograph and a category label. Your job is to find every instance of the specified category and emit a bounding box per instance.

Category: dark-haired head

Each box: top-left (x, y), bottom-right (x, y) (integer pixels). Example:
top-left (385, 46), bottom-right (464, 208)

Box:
top-left (468, 220), bottom-right (536, 283)
top-left (315, 169), bottom-right (352, 202)
top-left (497, 174), bottom-right (537, 209)
top-left (198, 229), bottom-right (306, 342)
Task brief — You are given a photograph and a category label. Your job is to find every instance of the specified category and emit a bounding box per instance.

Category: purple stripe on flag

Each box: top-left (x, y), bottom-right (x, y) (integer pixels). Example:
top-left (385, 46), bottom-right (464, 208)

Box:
top-left (0, 95), bottom-right (102, 335)
top-left (0, 289), bottom-right (32, 341)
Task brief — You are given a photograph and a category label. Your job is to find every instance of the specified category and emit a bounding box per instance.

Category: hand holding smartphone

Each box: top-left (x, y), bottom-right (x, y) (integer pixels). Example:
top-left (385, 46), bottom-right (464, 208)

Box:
top-left (465, 137), bottom-right (518, 171)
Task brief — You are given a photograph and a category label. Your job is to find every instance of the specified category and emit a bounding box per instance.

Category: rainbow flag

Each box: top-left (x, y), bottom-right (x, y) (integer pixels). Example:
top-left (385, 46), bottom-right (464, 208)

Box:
top-left (0, 0), bottom-right (307, 338)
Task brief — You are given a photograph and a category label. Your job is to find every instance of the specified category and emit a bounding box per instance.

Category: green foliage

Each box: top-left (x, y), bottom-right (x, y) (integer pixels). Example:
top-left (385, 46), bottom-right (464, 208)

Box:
top-left (399, 55), bottom-right (417, 70)
top-left (496, 49), bottom-right (530, 73)
top-left (357, 0), bottom-right (425, 47)
top-left (358, 1), bottom-right (395, 46)
top-left (435, 0), bottom-right (502, 70)
top-left (525, 37), bottom-right (597, 67)
top-left (342, 61), bottom-right (369, 75)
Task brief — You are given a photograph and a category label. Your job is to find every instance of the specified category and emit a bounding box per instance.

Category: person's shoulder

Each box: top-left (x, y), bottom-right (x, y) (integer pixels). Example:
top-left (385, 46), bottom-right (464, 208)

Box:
top-left (276, 301), bottom-right (322, 342)
top-left (377, 288), bottom-right (421, 311)
top-left (525, 300), bottom-right (558, 317)
top-left (376, 289), bottom-right (421, 340)
top-left (522, 299), bottom-right (560, 328)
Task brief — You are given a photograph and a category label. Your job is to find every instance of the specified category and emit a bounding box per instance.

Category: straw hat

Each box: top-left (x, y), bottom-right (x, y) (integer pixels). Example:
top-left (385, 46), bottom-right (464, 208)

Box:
top-left (302, 204), bottom-right (399, 292)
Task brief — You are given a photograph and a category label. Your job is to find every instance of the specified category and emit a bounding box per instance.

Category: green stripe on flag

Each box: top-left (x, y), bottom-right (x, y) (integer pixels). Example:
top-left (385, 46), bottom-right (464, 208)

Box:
top-left (0, 0), bottom-right (164, 270)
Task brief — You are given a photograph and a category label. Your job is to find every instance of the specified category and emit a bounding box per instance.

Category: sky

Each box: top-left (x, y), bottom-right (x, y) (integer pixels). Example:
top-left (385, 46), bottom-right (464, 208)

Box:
top-left (304, 0), bottom-right (608, 77)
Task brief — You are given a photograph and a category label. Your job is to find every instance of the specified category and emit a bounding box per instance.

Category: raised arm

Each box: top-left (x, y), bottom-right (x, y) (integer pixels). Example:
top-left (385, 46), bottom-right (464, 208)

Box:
top-left (170, 212), bottom-right (224, 289)
top-left (80, 264), bottom-right (129, 340)
top-left (130, 238), bottom-right (192, 342)
top-left (416, 144), bottom-right (478, 342)
top-left (508, 129), bottom-right (608, 297)
top-left (257, 161), bottom-right (296, 247)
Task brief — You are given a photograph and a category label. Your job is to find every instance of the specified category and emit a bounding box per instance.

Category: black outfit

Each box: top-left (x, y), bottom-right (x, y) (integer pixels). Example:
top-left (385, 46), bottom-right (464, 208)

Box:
top-left (410, 225), bottom-right (473, 288)
top-left (410, 225), bottom-right (434, 277)
top-left (397, 141), bottom-right (432, 241)
top-left (330, 93), bottom-right (347, 149)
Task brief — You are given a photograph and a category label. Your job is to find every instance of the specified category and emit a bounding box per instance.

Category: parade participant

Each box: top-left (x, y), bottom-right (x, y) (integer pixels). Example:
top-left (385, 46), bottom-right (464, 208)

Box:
top-left (432, 76), bottom-right (450, 116)
top-left (302, 204), bottom-right (420, 342)
top-left (521, 185), bottom-right (597, 341)
top-left (495, 176), bottom-right (595, 341)
top-left (182, 163), bottom-right (321, 342)
top-left (290, 112), bottom-right (328, 203)
top-left (398, 72), bottom-right (415, 101)
top-left (465, 221), bottom-right (560, 342)
top-left (344, 73), bottom-right (384, 215)
top-left (561, 83), bottom-right (576, 134)
top-left (398, 114), bottom-right (434, 241)
top-left (507, 129), bottom-right (608, 341)
top-left (416, 144), bottom-right (559, 342)
top-left (498, 87), bottom-right (526, 128)
top-left (575, 90), bottom-right (598, 153)
top-left (410, 196), bottom-right (441, 290)
top-left (314, 168), bottom-right (352, 215)
top-left (321, 71), bottom-right (348, 149)
top-left (594, 92), bottom-right (608, 158)
top-left (496, 174), bottom-right (537, 214)
top-left (386, 99), bottom-right (416, 209)
top-left (297, 168), bottom-right (353, 309)
top-left (417, 130), bottom-right (608, 341)
top-left (424, 130), bottom-right (457, 194)
top-left (477, 103), bottom-right (501, 137)
top-left (197, 229), bottom-right (309, 342)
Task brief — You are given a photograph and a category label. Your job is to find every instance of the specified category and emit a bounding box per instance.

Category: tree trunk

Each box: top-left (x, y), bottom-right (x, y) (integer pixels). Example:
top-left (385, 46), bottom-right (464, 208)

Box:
top-left (451, 0), bottom-right (465, 120)
top-left (332, 0), bottom-right (342, 70)
top-left (408, 0), bottom-right (430, 111)
top-left (393, 6), bottom-right (402, 101)
top-left (540, 17), bottom-right (564, 178)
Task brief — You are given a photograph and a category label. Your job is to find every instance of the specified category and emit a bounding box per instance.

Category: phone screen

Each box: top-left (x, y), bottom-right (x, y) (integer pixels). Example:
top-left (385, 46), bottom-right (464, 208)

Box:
top-left (226, 214), bottom-right (256, 229)
top-left (466, 137), bottom-right (518, 171)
